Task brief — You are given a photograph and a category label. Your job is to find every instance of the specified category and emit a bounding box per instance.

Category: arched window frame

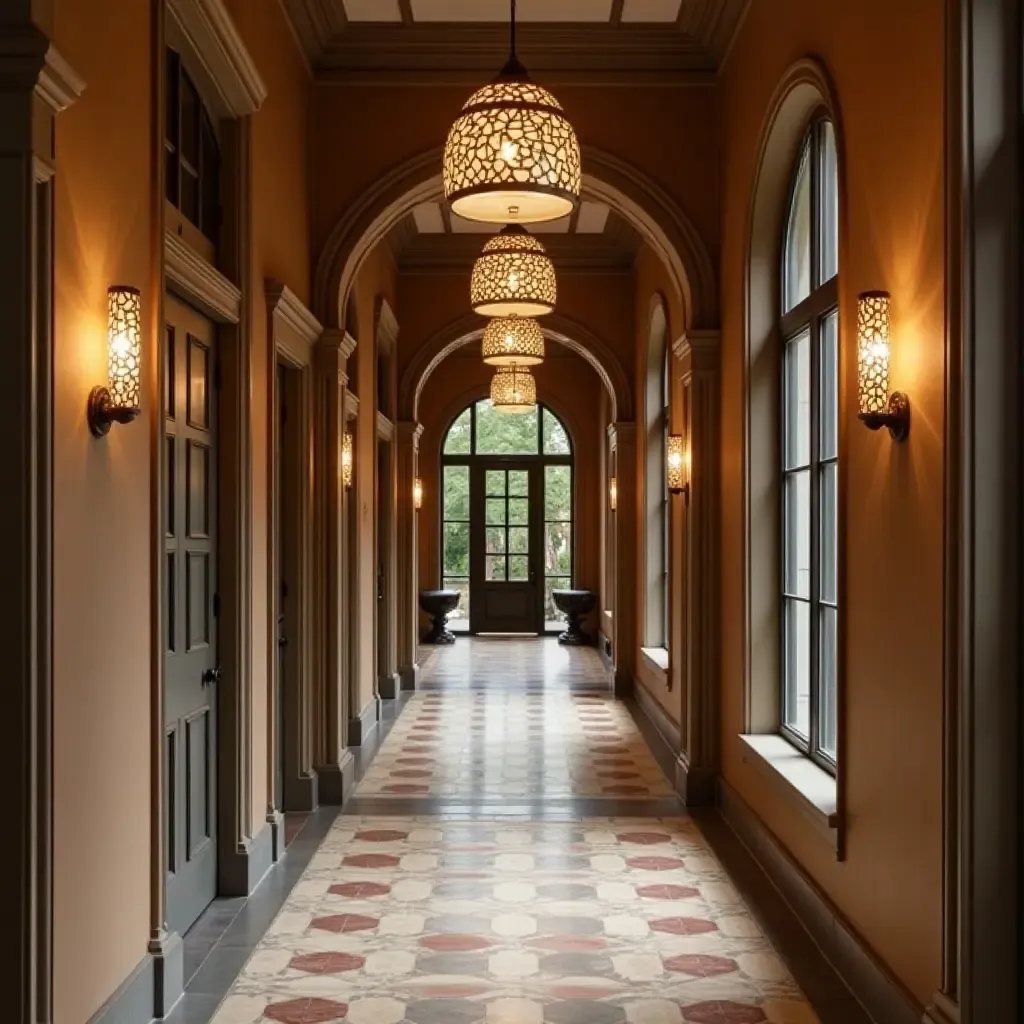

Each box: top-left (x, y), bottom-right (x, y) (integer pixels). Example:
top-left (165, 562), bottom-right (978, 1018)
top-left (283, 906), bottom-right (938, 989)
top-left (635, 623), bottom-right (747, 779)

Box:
top-left (779, 116), bottom-right (840, 773)
top-left (644, 301), bottom-right (670, 652)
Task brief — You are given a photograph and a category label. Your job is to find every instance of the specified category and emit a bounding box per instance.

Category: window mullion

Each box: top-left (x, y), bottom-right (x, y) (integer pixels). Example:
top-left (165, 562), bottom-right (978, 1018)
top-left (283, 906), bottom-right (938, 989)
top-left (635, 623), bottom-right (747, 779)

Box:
top-left (809, 313), bottom-right (822, 760)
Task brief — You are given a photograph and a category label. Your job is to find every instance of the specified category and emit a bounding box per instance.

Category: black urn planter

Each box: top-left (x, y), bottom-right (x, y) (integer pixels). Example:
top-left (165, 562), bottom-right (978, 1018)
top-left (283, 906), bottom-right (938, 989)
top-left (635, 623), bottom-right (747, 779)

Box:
top-left (420, 589), bottom-right (461, 644)
top-left (552, 589), bottom-right (597, 646)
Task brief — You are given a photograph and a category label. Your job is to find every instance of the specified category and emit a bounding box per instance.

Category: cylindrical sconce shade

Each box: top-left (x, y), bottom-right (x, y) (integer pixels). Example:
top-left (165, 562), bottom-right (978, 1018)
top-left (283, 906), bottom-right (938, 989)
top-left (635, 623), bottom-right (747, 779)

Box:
top-left (609, 477), bottom-right (617, 510)
top-left (857, 290), bottom-right (891, 415)
top-left (341, 432), bottom-right (354, 488)
top-left (413, 478), bottom-right (423, 510)
top-left (490, 364), bottom-right (537, 414)
top-left (482, 315), bottom-right (545, 366)
top-left (88, 285), bottom-right (143, 437)
top-left (471, 226), bottom-right (557, 318)
top-left (667, 434), bottom-right (685, 494)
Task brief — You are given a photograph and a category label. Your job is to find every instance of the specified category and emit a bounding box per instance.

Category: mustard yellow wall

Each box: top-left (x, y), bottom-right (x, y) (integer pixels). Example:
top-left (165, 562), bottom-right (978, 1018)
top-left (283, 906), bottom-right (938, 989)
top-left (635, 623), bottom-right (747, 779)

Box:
top-left (718, 0), bottom-right (945, 1004)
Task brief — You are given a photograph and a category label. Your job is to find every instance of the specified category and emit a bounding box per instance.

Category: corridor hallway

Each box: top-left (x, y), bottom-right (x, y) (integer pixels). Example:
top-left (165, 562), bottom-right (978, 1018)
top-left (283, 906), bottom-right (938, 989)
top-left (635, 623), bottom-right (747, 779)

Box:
top-left (203, 641), bottom-right (858, 1024)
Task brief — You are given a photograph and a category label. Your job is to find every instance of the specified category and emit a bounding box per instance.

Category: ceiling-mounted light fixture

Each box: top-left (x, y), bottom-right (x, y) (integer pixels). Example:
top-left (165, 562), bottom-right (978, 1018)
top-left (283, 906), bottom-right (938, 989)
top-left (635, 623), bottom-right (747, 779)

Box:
top-left (482, 315), bottom-right (545, 366)
top-left (471, 225), bottom-right (556, 318)
top-left (442, 0), bottom-right (581, 225)
top-left (490, 364), bottom-right (537, 415)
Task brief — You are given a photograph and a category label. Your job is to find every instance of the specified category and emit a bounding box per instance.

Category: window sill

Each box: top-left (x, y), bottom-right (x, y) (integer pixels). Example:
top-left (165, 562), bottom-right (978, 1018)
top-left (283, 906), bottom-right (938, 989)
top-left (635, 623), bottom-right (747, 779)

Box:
top-left (640, 646), bottom-right (669, 673)
top-left (738, 734), bottom-right (840, 850)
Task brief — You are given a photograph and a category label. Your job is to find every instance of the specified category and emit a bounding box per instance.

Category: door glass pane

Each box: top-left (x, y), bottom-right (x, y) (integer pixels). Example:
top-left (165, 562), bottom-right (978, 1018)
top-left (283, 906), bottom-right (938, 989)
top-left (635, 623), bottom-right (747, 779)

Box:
top-left (508, 498), bottom-right (529, 525)
top-left (485, 527), bottom-right (506, 554)
top-left (545, 522), bottom-right (572, 575)
top-left (783, 329), bottom-right (811, 469)
top-left (819, 606), bottom-right (838, 759)
top-left (444, 406), bottom-right (472, 454)
top-left (442, 578), bottom-right (470, 628)
top-left (783, 470), bottom-right (810, 599)
top-left (820, 311), bottom-right (838, 461)
top-left (443, 465), bottom-right (469, 520)
top-left (486, 555), bottom-right (507, 581)
top-left (475, 399), bottom-right (539, 455)
top-left (486, 499), bottom-right (506, 525)
top-left (820, 463), bottom-right (838, 604)
top-left (486, 469), bottom-right (507, 496)
top-left (819, 121), bottom-right (839, 283)
top-left (544, 465), bottom-right (572, 520)
top-left (545, 577), bottom-right (571, 625)
top-left (542, 408), bottom-right (571, 454)
top-left (508, 527), bottom-right (529, 554)
top-left (783, 598), bottom-right (811, 739)
top-left (443, 522), bottom-right (469, 577)
top-left (508, 469), bottom-right (528, 496)
top-left (783, 142), bottom-right (812, 312)
top-left (509, 555), bottom-right (529, 581)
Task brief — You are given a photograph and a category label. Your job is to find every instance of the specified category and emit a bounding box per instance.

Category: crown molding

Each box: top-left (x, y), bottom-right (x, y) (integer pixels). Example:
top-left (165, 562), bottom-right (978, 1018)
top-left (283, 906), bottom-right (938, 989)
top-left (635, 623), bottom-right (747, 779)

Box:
top-left (276, 0), bottom-right (345, 67)
top-left (168, 0), bottom-right (268, 116)
top-left (165, 231), bottom-right (242, 324)
top-left (36, 45), bottom-right (85, 113)
top-left (267, 280), bottom-right (323, 366)
top-left (677, 0), bottom-right (749, 64)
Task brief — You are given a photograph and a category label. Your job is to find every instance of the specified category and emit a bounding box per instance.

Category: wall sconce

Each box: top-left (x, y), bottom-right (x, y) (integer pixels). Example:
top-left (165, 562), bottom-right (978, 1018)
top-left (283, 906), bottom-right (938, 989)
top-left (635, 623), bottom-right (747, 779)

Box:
top-left (341, 432), bottom-right (353, 488)
top-left (857, 290), bottom-right (910, 441)
top-left (413, 478), bottom-right (423, 510)
top-left (609, 477), bottom-right (617, 511)
top-left (88, 286), bottom-right (142, 438)
top-left (667, 434), bottom-right (689, 500)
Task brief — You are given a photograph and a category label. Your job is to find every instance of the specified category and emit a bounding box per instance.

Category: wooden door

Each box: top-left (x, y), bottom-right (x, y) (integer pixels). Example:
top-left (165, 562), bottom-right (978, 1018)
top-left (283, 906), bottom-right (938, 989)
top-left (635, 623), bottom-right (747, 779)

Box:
top-left (164, 296), bottom-right (218, 937)
top-left (471, 462), bottom-right (543, 634)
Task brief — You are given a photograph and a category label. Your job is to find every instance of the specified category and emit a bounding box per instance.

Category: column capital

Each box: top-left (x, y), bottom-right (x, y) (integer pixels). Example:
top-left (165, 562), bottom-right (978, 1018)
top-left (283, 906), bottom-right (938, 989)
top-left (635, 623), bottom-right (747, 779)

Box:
top-left (397, 420), bottom-right (424, 448)
top-left (319, 327), bottom-right (357, 361)
top-left (673, 329), bottom-right (720, 372)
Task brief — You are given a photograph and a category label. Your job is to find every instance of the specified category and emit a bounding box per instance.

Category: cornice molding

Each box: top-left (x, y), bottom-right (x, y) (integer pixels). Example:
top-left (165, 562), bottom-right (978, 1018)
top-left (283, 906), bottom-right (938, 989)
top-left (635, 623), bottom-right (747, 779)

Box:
top-left (36, 45), bottom-right (85, 113)
top-left (165, 231), bottom-right (242, 323)
top-left (343, 390), bottom-right (359, 421)
top-left (673, 328), bottom-right (721, 358)
top-left (319, 327), bottom-right (357, 360)
top-left (376, 410), bottom-right (395, 441)
top-left (375, 297), bottom-right (400, 352)
top-left (267, 280), bottom-right (323, 367)
top-left (277, 0), bottom-right (344, 67)
top-left (168, 0), bottom-right (268, 116)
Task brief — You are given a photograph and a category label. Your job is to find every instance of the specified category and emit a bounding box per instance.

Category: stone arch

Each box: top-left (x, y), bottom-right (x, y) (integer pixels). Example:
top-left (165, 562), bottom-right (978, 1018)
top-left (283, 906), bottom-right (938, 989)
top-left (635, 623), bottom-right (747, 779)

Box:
top-left (398, 311), bottom-right (633, 424)
top-left (313, 146), bottom-right (718, 338)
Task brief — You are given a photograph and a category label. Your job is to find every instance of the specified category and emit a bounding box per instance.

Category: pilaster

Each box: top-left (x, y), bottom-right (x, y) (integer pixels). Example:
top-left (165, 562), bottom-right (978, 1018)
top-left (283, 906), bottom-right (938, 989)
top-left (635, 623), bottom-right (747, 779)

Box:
top-left (397, 421), bottom-right (424, 690)
top-left (610, 423), bottom-right (637, 692)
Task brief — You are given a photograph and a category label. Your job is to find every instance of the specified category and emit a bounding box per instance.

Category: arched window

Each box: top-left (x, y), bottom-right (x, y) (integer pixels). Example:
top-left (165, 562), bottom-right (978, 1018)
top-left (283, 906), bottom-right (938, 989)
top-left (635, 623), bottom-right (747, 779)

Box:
top-left (644, 302), bottom-right (669, 650)
top-left (780, 118), bottom-right (839, 769)
top-left (441, 399), bottom-right (573, 635)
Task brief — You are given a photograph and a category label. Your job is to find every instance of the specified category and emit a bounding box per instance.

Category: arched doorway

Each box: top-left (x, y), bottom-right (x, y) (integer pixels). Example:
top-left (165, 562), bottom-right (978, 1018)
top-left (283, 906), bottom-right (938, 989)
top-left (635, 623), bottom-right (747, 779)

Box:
top-left (441, 398), bottom-right (574, 636)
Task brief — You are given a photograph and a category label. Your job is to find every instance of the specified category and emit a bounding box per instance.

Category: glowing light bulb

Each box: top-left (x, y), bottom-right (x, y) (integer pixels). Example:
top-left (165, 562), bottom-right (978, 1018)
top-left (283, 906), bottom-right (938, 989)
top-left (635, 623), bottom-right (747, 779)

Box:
top-left (507, 272), bottom-right (520, 292)
top-left (500, 140), bottom-right (519, 164)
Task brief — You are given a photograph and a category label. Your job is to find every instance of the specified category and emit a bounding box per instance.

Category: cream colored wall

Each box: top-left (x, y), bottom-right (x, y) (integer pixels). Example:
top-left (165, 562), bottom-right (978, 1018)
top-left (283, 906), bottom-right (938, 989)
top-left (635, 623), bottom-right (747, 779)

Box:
top-left (718, 0), bottom-right (945, 1004)
top-left (51, 0), bottom-right (154, 1019)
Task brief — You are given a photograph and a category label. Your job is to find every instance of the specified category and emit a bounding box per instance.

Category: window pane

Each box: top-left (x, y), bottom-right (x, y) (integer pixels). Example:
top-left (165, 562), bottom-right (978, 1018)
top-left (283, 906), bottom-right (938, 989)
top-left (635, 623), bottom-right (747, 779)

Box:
top-left (486, 469), bottom-right (507, 496)
top-left (783, 598), bottom-right (811, 739)
top-left (544, 465), bottom-right (572, 520)
top-left (181, 168), bottom-right (200, 226)
top-left (443, 522), bottom-right (469, 576)
top-left (442, 578), bottom-right (470, 628)
top-left (783, 329), bottom-right (811, 469)
top-left (485, 527), bottom-right (506, 554)
top-left (783, 470), bottom-right (811, 599)
top-left (545, 577), bottom-right (571, 625)
top-left (820, 463), bottom-right (838, 605)
top-left (486, 499), bottom-right (506, 526)
top-left (508, 527), bottom-right (529, 554)
top-left (475, 399), bottom-right (539, 455)
top-left (443, 466), bottom-right (469, 520)
top-left (819, 606), bottom-right (838, 759)
top-left (542, 408), bottom-right (571, 454)
top-left (509, 498), bottom-right (529, 525)
top-left (819, 311), bottom-right (838, 461)
top-left (545, 522), bottom-right (572, 575)
top-left (819, 121), bottom-right (839, 283)
top-left (444, 406), bottom-right (472, 454)
top-left (200, 114), bottom-right (220, 241)
top-left (486, 555), bottom-right (507, 581)
top-left (509, 555), bottom-right (529, 581)
top-left (508, 470), bottom-right (528, 496)
top-left (783, 142), bottom-right (812, 312)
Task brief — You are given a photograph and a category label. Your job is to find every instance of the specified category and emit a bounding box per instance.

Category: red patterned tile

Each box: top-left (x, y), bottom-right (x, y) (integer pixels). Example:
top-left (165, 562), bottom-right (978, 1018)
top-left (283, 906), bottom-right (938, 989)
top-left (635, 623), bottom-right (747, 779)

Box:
top-left (391, 769), bottom-right (433, 778)
top-left (528, 935), bottom-right (609, 952)
top-left (354, 830), bottom-right (408, 843)
top-left (593, 758), bottom-right (633, 767)
top-left (681, 1002), bottom-right (767, 1023)
top-left (328, 881), bottom-right (391, 898)
top-left (343, 853), bottom-right (400, 868)
top-left (591, 745), bottom-right (631, 754)
top-left (311, 913), bottom-right (379, 933)
top-left (617, 832), bottom-right (673, 845)
top-left (420, 933), bottom-right (494, 951)
top-left (636, 883), bottom-right (699, 900)
top-left (662, 953), bottom-right (737, 976)
top-left (382, 784), bottom-right (430, 794)
top-left (396, 757), bottom-right (435, 765)
top-left (289, 952), bottom-right (365, 975)
top-left (601, 785), bottom-right (650, 795)
top-left (627, 856), bottom-right (685, 871)
top-left (264, 997), bottom-right (348, 1023)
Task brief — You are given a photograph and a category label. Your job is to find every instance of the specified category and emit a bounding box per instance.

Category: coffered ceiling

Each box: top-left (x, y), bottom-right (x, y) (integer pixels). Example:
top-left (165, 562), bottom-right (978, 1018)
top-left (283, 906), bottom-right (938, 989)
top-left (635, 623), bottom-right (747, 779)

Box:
top-left (280, 0), bottom-right (748, 80)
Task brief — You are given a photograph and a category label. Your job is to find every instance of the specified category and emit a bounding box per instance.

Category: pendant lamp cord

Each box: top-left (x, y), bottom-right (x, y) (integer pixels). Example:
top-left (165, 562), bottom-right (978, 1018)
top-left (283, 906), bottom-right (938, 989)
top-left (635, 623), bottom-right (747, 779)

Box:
top-left (509, 0), bottom-right (517, 60)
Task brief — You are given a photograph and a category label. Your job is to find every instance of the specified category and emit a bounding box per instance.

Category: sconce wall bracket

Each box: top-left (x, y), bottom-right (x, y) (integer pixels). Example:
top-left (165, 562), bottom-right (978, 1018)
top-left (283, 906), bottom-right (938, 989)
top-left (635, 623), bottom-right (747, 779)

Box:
top-left (88, 386), bottom-right (141, 438)
top-left (859, 391), bottom-right (910, 442)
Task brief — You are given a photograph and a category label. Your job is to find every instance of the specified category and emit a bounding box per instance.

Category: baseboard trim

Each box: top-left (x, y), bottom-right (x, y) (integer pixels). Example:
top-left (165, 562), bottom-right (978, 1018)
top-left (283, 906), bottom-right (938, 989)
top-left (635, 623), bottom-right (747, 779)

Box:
top-left (378, 672), bottom-right (400, 700)
top-left (316, 748), bottom-right (357, 805)
top-left (150, 927), bottom-right (184, 1018)
top-left (348, 696), bottom-right (380, 747)
top-left (220, 822), bottom-right (275, 898)
top-left (87, 952), bottom-right (157, 1024)
top-left (399, 662), bottom-right (420, 691)
top-left (717, 779), bottom-right (921, 1024)
top-left (676, 752), bottom-right (717, 807)
top-left (923, 993), bottom-right (959, 1024)
top-left (613, 669), bottom-right (633, 699)
top-left (632, 679), bottom-right (681, 753)
top-left (283, 770), bottom-right (318, 814)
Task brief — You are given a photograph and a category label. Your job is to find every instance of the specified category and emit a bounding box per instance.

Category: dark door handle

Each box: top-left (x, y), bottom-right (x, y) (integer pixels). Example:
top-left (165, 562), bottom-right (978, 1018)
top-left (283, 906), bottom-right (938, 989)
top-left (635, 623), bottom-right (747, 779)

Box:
top-left (202, 666), bottom-right (222, 686)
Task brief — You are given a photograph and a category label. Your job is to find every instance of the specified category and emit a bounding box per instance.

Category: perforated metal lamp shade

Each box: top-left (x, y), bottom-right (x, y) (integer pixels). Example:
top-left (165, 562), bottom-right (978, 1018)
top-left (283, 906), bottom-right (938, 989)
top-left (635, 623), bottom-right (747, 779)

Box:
top-left (471, 225), bottom-right (557, 318)
top-left (490, 364), bottom-right (537, 414)
top-left (482, 316), bottom-right (545, 366)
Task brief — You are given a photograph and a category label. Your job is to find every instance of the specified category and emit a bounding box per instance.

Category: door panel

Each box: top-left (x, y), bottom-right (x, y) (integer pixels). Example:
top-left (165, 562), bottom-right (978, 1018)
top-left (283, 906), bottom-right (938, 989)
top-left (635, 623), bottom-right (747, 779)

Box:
top-left (165, 296), bottom-right (218, 938)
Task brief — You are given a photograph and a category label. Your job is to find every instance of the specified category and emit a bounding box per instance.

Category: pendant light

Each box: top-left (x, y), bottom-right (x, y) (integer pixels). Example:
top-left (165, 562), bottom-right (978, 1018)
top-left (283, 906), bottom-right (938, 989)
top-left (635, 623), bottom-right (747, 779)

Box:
top-left (482, 315), bottom-right (545, 366)
top-left (443, 0), bottom-right (581, 226)
top-left (490, 364), bottom-right (537, 414)
top-left (471, 225), bottom-right (556, 317)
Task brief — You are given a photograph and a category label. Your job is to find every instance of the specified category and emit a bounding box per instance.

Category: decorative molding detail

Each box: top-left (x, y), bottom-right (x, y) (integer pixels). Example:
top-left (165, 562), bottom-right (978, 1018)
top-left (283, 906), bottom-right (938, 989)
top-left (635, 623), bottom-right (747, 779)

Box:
top-left (344, 389), bottom-right (360, 421)
top-left (36, 45), bottom-right (85, 113)
top-left (718, 781), bottom-right (922, 1024)
top-left (923, 994), bottom-right (960, 1024)
top-left (375, 296), bottom-right (400, 353)
top-left (267, 279), bottom-right (323, 365)
top-left (165, 231), bottom-right (242, 323)
top-left (276, 0), bottom-right (345, 67)
top-left (376, 411), bottom-right (395, 441)
top-left (167, 0), bottom-right (268, 116)
top-left (673, 328), bottom-right (721, 358)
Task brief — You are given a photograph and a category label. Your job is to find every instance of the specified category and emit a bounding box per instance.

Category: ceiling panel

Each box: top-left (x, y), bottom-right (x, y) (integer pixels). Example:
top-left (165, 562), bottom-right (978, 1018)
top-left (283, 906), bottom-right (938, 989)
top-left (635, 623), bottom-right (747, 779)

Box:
top-left (576, 202), bottom-right (610, 233)
top-left (530, 215), bottom-right (572, 234)
top-left (412, 203), bottom-right (445, 233)
top-left (410, 0), bottom-right (614, 21)
top-left (621, 0), bottom-right (682, 20)
top-left (449, 213), bottom-right (500, 233)
top-left (343, 0), bottom-right (403, 20)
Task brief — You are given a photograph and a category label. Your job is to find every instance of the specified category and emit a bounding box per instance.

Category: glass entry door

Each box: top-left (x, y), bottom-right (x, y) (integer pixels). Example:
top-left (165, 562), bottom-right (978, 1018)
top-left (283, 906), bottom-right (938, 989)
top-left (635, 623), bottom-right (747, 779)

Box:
top-left (472, 463), bottom-right (542, 634)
